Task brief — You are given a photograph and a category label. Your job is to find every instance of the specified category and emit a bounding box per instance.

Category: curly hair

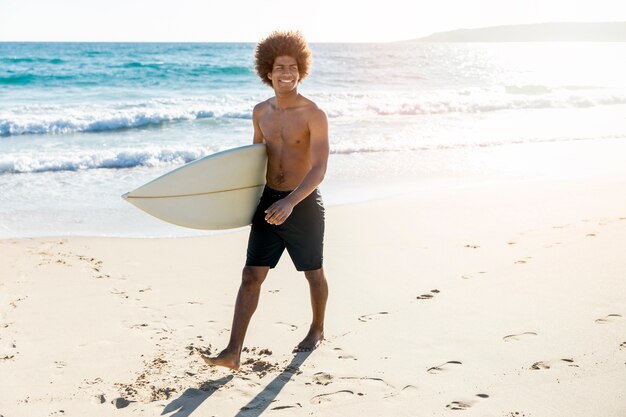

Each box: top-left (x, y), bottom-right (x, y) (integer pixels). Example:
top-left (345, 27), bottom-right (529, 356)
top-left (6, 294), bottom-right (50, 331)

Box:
top-left (255, 31), bottom-right (312, 87)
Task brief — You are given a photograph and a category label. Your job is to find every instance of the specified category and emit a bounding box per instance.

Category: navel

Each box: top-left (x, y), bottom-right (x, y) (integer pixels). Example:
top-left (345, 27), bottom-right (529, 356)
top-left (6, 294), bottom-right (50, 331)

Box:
top-left (274, 171), bottom-right (286, 185)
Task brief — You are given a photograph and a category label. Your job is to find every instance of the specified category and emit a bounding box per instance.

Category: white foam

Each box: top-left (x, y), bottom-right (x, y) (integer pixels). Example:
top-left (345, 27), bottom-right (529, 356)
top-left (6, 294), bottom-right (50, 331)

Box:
top-left (327, 89), bottom-right (626, 118)
top-left (0, 99), bottom-right (254, 137)
top-left (3, 87), bottom-right (626, 137)
top-left (0, 147), bottom-right (217, 174)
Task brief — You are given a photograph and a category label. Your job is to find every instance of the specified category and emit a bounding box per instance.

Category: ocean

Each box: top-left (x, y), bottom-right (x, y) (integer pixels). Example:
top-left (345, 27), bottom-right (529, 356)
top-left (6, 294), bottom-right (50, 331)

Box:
top-left (1, 42), bottom-right (626, 238)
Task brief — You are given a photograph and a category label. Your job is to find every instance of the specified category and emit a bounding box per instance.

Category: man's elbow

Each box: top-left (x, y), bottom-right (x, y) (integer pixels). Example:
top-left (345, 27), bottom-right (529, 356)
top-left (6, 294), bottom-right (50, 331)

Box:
top-left (312, 162), bottom-right (327, 181)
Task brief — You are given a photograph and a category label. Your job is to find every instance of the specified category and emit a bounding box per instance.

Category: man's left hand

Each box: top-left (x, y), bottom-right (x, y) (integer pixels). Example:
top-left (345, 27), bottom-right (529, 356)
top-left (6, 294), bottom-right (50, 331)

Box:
top-left (264, 199), bottom-right (294, 225)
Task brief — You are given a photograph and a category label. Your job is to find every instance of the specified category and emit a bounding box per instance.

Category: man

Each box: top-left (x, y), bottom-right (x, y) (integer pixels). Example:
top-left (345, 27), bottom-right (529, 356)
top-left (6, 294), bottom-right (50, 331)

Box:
top-left (201, 31), bottom-right (329, 370)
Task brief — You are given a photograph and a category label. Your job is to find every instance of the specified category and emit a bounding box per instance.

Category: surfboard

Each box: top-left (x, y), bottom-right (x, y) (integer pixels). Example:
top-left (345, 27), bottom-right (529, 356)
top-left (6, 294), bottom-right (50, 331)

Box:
top-left (122, 144), bottom-right (267, 230)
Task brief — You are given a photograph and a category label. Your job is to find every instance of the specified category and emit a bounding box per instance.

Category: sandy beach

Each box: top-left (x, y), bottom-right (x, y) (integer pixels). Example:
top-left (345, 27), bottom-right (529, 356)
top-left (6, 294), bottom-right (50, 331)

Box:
top-left (1, 173), bottom-right (625, 417)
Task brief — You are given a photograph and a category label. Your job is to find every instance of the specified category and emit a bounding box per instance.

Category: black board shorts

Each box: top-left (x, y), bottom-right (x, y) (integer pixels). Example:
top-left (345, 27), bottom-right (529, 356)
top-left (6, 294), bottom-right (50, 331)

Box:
top-left (246, 186), bottom-right (325, 271)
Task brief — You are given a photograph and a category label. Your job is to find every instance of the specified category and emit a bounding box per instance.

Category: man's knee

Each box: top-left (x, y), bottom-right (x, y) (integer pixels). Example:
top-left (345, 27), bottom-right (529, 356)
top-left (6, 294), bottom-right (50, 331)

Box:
top-left (304, 268), bottom-right (325, 282)
top-left (242, 266), bottom-right (269, 287)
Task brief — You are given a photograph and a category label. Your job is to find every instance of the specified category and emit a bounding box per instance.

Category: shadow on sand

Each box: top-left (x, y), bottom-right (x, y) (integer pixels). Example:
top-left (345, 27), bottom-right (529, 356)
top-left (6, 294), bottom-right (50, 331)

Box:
top-left (161, 375), bottom-right (234, 417)
top-left (235, 351), bottom-right (312, 417)
top-left (161, 352), bottom-right (310, 417)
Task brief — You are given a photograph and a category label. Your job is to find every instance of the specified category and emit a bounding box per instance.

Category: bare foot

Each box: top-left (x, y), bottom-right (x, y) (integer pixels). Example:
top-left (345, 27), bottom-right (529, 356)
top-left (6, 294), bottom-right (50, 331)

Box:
top-left (294, 328), bottom-right (324, 352)
top-left (198, 349), bottom-right (240, 370)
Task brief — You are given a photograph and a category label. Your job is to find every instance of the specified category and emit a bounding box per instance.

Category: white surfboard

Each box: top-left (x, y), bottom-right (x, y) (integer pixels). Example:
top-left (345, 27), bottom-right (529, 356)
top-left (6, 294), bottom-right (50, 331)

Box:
top-left (122, 144), bottom-right (267, 230)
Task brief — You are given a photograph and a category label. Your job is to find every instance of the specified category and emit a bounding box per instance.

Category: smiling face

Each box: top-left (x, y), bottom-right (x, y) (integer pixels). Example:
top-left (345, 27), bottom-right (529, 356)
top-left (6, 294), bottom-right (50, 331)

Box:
top-left (268, 55), bottom-right (300, 94)
top-left (255, 31), bottom-right (312, 88)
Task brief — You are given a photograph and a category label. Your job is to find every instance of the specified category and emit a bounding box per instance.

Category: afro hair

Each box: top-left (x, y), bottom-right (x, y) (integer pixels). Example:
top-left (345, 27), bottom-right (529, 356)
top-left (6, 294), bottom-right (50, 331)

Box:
top-left (255, 31), bottom-right (312, 87)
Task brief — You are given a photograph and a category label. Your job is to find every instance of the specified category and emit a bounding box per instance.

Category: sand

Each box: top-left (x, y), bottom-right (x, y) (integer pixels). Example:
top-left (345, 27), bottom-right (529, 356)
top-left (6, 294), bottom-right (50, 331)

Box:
top-left (1, 175), bottom-right (625, 417)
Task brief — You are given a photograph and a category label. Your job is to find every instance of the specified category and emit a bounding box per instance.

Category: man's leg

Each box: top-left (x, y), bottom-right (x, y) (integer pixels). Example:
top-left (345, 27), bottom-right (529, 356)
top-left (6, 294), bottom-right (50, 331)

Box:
top-left (295, 267), bottom-right (328, 352)
top-left (201, 265), bottom-right (270, 369)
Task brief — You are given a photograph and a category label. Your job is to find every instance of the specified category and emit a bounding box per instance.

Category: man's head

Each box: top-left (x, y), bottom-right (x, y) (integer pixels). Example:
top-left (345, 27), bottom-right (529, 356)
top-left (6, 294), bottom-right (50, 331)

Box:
top-left (255, 31), bottom-right (312, 88)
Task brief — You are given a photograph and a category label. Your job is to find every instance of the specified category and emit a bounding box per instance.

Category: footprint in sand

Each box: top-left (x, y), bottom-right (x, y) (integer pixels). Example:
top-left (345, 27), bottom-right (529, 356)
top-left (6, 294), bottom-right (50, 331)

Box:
top-left (427, 360), bottom-right (462, 374)
top-left (446, 394), bottom-right (489, 410)
top-left (240, 358), bottom-right (279, 378)
top-left (338, 376), bottom-right (394, 388)
top-left (595, 314), bottom-right (622, 324)
top-left (447, 401), bottom-right (471, 411)
top-left (503, 332), bottom-right (538, 342)
top-left (64, 251), bottom-right (109, 279)
top-left (110, 289), bottom-right (129, 299)
top-left (313, 372), bottom-right (333, 385)
top-left (620, 342), bottom-right (626, 349)
top-left (401, 385), bottom-right (418, 392)
top-left (464, 244), bottom-right (480, 249)
top-left (417, 289), bottom-right (440, 300)
top-left (275, 322), bottom-right (298, 331)
top-left (515, 257), bottom-right (532, 264)
top-left (332, 347), bottom-right (356, 361)
top-left (543, 242), bottom-right (563, 248)
top-left (358, 312), bottom-right (388, 322)
top-left (1, 318), bottom-right (16, 360)
top-left (39, 245), bottom-right (110, 279)
top-left (530, 358), bottom-right (578, 370)
top-left (310, 390), bottom-right (354, 405)
top-left (9, 297), bottom-right (28, 309)
top-left (530, 361), bottom-right (550, 370)
top-left (338, 354), bottom-right (357, 361)
top-left (461, 272), bottom-right (487, 280)
top-left (271, 404), bottom-right (302, 410)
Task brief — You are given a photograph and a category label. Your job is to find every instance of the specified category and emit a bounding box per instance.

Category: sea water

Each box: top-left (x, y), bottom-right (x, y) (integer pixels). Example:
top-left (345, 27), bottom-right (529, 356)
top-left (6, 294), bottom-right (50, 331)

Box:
top-left (1, 42), bottom-right (626, 237)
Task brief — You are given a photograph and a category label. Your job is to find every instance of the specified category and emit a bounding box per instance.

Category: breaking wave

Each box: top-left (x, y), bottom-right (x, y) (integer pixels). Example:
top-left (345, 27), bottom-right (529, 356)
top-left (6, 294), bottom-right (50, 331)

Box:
top-left (0, 147), bottom-right (216, 174)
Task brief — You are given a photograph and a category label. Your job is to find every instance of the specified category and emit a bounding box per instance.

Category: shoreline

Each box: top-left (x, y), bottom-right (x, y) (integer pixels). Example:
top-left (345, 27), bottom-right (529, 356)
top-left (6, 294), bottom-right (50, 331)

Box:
top-left (3, 134), bottom-right (626, 240)
top-left (3, 169), bottom-right (626, 241)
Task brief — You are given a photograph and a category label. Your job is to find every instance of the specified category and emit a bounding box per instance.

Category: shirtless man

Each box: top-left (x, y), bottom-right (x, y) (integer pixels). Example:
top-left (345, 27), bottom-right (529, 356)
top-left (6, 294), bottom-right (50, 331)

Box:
top-left (201, 31), bottom-right (329, 370)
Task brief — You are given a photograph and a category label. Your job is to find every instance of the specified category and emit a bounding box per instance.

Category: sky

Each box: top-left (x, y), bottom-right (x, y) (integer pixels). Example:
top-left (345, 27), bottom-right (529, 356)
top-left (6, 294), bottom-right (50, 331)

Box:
top-left (1, 0), bottom-right (626, 42)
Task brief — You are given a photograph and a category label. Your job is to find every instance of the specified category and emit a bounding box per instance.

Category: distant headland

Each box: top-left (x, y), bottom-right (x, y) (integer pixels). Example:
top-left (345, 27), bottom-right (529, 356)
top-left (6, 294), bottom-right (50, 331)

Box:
top-left (413, 22), bottom-right (626, 42)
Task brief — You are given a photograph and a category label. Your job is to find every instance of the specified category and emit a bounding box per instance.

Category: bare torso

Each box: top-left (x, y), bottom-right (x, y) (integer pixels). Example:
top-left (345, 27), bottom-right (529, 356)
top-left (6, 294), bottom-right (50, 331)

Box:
top-left (254, 95), bottom-right (319, 191)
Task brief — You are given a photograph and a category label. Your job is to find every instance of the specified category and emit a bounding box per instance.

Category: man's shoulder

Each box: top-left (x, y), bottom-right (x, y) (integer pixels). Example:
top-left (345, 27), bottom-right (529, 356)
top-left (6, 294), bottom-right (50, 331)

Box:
top-left (253, 98), bottom-right (273, 116)
top-left (298, 94), bottom-right (318, 108)
top-left (298, 96), bottom-right (326, 117)
top-left (305, 102), bottom-right (327, 125)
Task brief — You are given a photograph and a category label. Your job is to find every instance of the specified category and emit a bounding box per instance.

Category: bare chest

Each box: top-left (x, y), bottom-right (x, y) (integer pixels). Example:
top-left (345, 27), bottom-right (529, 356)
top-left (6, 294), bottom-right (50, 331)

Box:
top-left (259, 110), bottom-right (309, 146)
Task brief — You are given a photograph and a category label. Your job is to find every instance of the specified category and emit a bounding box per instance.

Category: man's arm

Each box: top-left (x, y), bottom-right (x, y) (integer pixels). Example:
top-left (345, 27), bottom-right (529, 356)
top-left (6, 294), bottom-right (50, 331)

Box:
top-left (264, 108), bottom-right (329, 225)
top-left (252, 104), bottom-right (265, 144)
top-left (284, 108), bottom-right (329, 205)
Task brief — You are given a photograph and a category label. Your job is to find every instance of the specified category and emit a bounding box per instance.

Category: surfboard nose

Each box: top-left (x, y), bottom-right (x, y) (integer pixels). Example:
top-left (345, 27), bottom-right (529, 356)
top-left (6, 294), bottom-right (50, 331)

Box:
top-left (121, 192), bottom-right (129, 201)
